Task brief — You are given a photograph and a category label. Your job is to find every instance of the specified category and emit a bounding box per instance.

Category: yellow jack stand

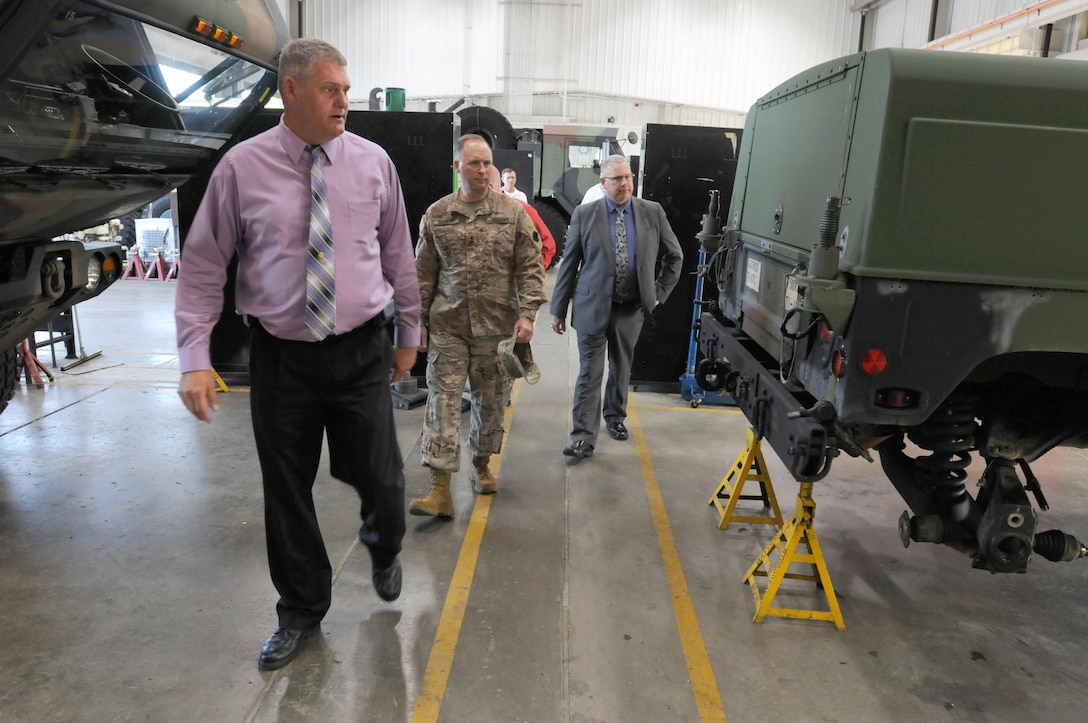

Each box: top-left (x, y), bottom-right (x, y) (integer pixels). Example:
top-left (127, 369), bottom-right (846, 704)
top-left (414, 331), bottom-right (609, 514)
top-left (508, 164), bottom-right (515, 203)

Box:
top-left (707, 428), bottom-right (783, 530)
top-left (742, 481), bottom-right (845, 629)
top-left (212, 368), bottom-right (230, 393)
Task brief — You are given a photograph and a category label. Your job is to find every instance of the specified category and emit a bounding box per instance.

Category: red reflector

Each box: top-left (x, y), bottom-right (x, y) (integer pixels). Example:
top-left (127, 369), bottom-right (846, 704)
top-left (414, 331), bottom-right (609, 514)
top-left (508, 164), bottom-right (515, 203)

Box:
top-left (832, 349), bottom-right (845, 378)
top-left (860, 349), bottom-right (887, 375)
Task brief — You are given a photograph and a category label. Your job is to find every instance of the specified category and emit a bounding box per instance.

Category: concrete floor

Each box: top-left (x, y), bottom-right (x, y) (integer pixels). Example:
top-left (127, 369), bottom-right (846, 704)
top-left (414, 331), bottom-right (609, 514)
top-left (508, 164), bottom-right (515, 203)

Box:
top-left (3, 276), bottom-right (1088, 722)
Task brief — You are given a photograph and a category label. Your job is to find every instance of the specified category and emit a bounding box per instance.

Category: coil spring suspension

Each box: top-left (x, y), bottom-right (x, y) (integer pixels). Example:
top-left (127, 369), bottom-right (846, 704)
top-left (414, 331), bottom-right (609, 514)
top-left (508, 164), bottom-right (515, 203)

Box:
top-left (907, 393), bottom-right (979, 520)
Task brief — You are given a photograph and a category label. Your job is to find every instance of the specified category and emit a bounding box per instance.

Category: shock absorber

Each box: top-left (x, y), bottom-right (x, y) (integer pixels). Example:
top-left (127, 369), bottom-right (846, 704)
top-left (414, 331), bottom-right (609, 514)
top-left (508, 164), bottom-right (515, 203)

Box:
top-left (906, 392), bottom-right (979, 523)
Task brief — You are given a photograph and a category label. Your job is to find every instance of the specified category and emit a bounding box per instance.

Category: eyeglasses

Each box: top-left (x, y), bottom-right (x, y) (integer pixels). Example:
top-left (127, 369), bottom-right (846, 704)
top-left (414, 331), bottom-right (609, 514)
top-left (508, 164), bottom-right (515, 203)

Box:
top-left (603, 174), bottom-right (633, 183)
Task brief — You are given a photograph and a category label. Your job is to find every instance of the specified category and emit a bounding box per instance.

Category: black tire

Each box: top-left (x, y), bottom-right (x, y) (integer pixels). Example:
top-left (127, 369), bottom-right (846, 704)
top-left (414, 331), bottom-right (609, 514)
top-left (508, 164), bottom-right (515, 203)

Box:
top-left (119, 214), bottom-right (137, 248)
top-left (457, 106), bottom-right (516, 150)
top-left (533, 200), bottom-right (568, 268)
top-left (0, 346), bottom-right (18, 418)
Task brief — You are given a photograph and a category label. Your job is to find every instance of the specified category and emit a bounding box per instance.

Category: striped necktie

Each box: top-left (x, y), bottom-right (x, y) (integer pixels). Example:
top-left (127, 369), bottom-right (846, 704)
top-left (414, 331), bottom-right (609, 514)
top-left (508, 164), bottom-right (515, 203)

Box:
top-left (613, 205), bottom-right (632, 301)
top-left (305, 144), bottom-right (336, 339)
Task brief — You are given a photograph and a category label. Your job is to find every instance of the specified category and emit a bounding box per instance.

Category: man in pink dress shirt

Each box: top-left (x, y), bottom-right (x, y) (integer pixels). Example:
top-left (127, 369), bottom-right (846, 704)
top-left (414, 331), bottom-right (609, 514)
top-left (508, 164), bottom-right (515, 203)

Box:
top-left (175, 38), bottom-right (421, 671)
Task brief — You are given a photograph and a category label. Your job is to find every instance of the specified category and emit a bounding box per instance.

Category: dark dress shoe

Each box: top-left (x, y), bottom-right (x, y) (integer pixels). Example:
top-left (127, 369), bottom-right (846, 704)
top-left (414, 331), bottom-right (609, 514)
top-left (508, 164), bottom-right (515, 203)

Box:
top-left (563, 440), bottom-right (594, 459)
top-left (373, 558), bottom-right (402, 601)
top-left (258, 624), bottom-right (318, 671)
top-left (606, 421), bottom-right (629, 441)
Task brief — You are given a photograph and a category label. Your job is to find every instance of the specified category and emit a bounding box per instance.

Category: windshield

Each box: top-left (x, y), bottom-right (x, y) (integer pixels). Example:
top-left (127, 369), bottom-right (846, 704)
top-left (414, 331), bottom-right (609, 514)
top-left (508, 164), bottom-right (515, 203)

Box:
top-left (0, 1), bottom-right (280, 242)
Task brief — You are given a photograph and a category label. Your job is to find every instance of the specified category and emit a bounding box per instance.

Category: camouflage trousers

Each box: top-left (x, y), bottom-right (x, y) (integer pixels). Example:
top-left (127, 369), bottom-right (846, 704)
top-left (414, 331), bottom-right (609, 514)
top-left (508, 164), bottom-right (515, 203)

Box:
top-left (421, 330), bottom-right (512, 472)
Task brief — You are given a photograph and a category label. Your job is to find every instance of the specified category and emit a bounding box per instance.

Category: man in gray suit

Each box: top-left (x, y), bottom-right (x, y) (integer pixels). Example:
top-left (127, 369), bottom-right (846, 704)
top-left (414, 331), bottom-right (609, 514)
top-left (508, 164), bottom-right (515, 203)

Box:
top-left (550, 155), bottom-right (684, 461)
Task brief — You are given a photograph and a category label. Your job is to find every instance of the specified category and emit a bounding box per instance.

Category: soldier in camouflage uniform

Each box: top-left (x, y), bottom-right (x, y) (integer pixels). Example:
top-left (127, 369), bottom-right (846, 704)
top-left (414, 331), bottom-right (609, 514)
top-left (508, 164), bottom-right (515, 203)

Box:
top-left (410, 134), bottom-right (547, 517)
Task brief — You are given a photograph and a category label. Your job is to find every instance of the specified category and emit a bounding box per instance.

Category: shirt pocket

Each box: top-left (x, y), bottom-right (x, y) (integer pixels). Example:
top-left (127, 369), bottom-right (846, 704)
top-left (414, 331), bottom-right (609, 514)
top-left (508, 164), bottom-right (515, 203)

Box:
top-left (347, 200), bottom-right (382, 242)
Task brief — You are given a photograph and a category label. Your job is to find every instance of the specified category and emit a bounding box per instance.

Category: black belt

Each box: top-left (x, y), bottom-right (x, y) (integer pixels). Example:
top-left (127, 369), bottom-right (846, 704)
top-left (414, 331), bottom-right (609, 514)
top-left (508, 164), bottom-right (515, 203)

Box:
top-left (246, 311), bottom-right (391, 341)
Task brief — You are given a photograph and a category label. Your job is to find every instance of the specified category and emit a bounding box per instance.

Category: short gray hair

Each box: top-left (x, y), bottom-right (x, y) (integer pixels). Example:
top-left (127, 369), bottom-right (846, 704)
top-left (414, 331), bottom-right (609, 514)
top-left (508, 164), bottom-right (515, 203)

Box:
top-left (600, 154), bottom-right (628, 178)
top-left (278, 38), bottom-right (346, 92)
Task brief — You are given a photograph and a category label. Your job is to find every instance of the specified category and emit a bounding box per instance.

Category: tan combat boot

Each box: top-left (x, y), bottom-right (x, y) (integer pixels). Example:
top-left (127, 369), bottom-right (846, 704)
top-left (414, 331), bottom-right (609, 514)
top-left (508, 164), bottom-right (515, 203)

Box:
top-left (409, 469), bottom-right (454, 517)
top-left (470, 455), bottom-right (497, 495)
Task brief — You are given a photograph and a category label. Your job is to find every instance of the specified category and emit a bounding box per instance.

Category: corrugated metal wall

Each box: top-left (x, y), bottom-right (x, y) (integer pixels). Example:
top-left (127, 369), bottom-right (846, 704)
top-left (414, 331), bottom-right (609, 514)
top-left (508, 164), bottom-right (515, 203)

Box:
top-left (868, 0), bottom-right (1088, 52)
top-left (289, 0), bottom-right (1088, 127)
top-left (300, 0), bottom-right (860, 127)
top-left (307, 0), bottom-right (503, 101)
top-left (868, 0), bottom-right (936, 48)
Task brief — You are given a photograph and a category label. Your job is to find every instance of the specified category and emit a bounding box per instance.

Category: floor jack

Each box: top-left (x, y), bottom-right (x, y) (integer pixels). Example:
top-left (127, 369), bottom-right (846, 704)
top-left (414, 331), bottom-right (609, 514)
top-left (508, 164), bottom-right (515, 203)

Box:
top-left (390, 376), bottom-right (474, 412)
top-left (680, 190), bottom-right (733, 408)
top-left (392, 376), bottom-right (428, 409)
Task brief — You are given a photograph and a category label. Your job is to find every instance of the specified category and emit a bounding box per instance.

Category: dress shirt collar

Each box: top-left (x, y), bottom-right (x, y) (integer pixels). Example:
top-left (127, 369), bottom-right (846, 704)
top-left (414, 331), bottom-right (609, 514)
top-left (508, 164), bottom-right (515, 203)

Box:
top-left (605, 197), bottom-right (631, 216)
top-left (277, 117), bottom-right (343, 165)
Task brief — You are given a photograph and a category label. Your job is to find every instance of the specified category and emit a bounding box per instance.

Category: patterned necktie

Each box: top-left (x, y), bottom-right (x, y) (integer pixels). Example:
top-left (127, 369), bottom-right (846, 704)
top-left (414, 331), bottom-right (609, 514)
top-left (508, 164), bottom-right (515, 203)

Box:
top-left (305, 144), bottom-right (336, 339)
top-left (614, 205), bottom-right (632, 301)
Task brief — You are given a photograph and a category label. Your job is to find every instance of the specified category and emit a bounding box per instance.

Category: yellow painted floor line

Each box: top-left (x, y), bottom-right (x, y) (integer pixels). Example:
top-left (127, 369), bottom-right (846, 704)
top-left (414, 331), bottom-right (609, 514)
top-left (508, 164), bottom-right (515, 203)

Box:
top-left (636, 402), bottom-right (742, 414)
top-left (411, 382), bottom-right (521, 722)
top-left (629, 402), bottom-right (728, 723)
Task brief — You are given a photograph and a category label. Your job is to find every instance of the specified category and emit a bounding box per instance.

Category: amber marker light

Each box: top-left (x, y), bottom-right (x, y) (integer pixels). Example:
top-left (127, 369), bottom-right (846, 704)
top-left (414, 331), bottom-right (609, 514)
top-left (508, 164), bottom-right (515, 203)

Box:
top-left (102, 254), bottom-right (119, 282)
top-left (860, 348), bottom-right (888, 375)
top-left (191, 17), bottom-right (244, 47)
top-left (191, 17), bottom-right (214, 36)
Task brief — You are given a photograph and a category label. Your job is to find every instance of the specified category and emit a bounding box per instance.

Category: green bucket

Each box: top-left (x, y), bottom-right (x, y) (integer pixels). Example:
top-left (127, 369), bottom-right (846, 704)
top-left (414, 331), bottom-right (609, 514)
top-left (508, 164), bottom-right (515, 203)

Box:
top-left (384, 87), bottom-right (405, 112)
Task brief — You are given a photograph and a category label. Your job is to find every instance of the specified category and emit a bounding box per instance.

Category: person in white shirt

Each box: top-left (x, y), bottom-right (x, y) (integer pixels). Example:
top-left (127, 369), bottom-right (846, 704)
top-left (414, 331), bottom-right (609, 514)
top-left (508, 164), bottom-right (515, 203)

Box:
top-left (501, 168), bottom-right (528, 202)
top-left (580, 179), bottom-right (606, 205)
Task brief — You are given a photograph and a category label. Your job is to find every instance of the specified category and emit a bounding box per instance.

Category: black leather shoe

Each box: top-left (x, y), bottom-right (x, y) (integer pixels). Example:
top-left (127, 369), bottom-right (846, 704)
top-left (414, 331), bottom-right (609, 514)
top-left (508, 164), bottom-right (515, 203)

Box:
top-left (258, 624), bottom-right (318, 671)
top-left (373, 558), bottom-right (402, 602)
top-left (563, 440), bottom-right (594, 460)
top-left (606, 421), bottom-right (629, 441)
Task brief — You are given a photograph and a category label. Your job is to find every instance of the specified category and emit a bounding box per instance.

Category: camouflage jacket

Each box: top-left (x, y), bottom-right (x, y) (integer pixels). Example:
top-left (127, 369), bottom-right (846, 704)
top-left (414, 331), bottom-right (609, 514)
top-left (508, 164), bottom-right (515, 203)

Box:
top-left (417, 189), bottom-right (547, 337)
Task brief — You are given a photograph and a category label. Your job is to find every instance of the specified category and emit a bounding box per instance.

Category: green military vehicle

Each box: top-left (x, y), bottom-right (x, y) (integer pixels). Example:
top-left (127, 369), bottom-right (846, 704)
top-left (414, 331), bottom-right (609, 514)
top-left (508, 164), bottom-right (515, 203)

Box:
top-left (697, 48), bottom-right (1088, 574)
top-left (0, 0), bottom-right (288, 416)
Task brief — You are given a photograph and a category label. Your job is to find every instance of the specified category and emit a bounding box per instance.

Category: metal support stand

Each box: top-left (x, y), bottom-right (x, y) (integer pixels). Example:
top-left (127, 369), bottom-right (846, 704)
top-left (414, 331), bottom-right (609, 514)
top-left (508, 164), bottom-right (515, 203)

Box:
top-left (17, 339), bottom-right (54, 387)
top-left (165, 253), bottom-right (180, 280)
top-left (708, 428), bottom-right (783, 530)
top-left (143, 250), bottom-right (168, 280)
top-left (122, 251), bottom-right (147, 279)
top-left (212, 368), bottom-right (230, 393)
top-left (59, 306), bottom-right (102, 371)
top-left (742, 479), bottom-right (845, 630)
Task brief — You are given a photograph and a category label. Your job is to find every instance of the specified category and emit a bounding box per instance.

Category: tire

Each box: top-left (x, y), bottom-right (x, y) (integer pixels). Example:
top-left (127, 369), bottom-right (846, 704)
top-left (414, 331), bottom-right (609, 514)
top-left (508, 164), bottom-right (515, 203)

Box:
top-left (119, 214), bottom-right (137, 248)
top-left (0, 346), bottom-right (18, 418)
top-left (533, 201), bottom-right (568, 268)
top-left (457, 106), bottom-right (516, 150)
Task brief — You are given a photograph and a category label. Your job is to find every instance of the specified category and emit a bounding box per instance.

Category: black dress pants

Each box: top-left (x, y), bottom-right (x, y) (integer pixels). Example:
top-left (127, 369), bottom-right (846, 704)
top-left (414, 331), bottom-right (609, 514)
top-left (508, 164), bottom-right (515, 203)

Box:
top-left (249, 320), bottom-right (405, 630)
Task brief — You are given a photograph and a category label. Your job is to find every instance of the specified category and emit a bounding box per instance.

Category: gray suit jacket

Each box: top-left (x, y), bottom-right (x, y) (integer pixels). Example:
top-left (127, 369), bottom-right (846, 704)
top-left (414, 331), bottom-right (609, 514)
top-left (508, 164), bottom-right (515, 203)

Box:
top-left (550, 197), bottom-right (683, 336)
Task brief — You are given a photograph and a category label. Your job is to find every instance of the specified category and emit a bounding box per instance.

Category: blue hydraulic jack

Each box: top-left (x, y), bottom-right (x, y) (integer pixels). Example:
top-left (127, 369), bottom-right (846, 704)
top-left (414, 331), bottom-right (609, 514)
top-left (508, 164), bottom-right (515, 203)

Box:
top-left (679, 190), bottom-right (735, 408)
